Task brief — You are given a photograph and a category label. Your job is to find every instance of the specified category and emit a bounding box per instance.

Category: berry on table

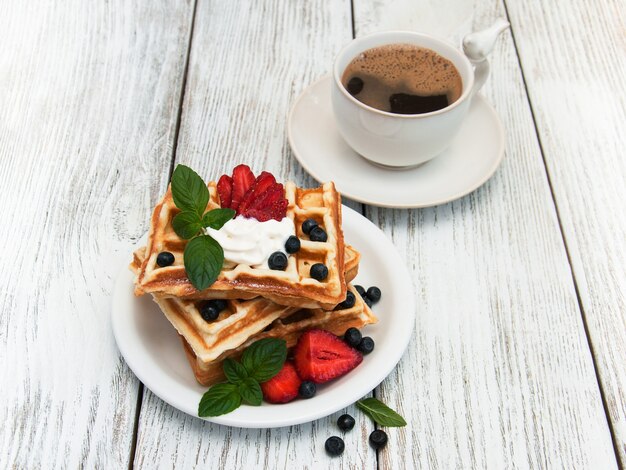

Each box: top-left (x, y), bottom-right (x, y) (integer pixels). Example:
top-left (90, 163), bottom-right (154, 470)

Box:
top-left (309, 226), bottom-right (328, 242)
top-left (325, 436), bottom-right (345, 456)
top-left (298, 380), bottom-right (316, 399)
top-left (268, 251), bottom-right (288, 270)
top-left (357, 336), bottom-right (375, 354)
top-left (343, 327), bottom-right (362, 348)
top-left (284, 235), bottom-right (301, 254)
top-left (337, 413), bottom-right (355, 431)
top-left (301, 218), bottom-right (318, 234)
top-left (310, 263), bottom-right (328, 281)
top-left (156, 251), bottom-right (175, 267)
top-left (369, 429), bottom-right (388, 449)
top-left (366, 286), bottom-right (382, 303)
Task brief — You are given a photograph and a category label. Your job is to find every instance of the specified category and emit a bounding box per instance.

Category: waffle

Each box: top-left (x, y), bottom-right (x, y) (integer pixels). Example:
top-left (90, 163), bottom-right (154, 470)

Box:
top-left (134, 181), bottom-right (346, 310)
top-left (181, 282), bottom-right (377, 386)
top-left (130, 244), bottom-right (362, 366)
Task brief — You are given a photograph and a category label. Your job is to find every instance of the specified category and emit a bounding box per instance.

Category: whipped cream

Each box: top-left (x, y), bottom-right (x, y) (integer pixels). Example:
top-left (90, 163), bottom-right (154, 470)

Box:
top-left (205, 216), bottom-right (295, 268)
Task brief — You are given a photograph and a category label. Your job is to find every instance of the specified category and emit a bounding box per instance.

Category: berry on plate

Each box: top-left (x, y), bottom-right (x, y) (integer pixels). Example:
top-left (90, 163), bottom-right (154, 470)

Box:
top-left (343, 327), bottom-right (362, 348)
top-left (298, 380), bottom-right (316, 399)
top-left (301, 218), bottom-right (318, 234)
top-left (357, 336), bottom-right (375, 354)
top-left (309, 226), bottom-right (328, 242)
top-left (293, 329), bottom-right (363, 383)
top-left (260, 361), bottom-right (302, 404)
top-left (156, 251), bottom-right (175, 267)
top-left (310, 263), bottom-right (328, 281)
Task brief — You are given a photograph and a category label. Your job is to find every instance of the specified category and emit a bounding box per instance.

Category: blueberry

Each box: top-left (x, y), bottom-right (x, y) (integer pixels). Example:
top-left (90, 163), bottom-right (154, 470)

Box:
top-left (336, 291), bottom-right (356, 310)
top-left (325, 436), bottom-right (345, 456)
top-left (343, 327), bottom-right (362, 348)
top-left (284, 236), bottom-right (301, 254)
top-left (207, 299), bottom-right (227, 313)
top-left (337, 414), bottom-right (355, 431)
top-left (156, 251), bottom-right (175, 267)
top-left (355, 285), bottom-right (366, 297)
top-left (302, 218), bottom-right (318, 235)
top-left (310, 263), bottom-right (328, 281)
top-left (268, 251), bottom-right (288, 270)
top-left (363, 296), bottom-right (373, 308)
top-left (309, 226), bottom-right (328, 242)
top-left (346, 76), bottom-right (364, 96)
top-left (200, 304), bottom-right (220, 322)
top-left (299, 380), bottom-right (316, 399)
top-left (369, 429), bottom-right (388, 449)
top-left (366, 286), bottom-right (382, 303)
top-left (357, 336), bottom-right (375, 354)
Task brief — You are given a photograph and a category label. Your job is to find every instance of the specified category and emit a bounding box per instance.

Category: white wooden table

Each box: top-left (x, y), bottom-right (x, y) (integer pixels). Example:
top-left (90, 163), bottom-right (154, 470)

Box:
top-left (1, 0), bottom-right (624, 468)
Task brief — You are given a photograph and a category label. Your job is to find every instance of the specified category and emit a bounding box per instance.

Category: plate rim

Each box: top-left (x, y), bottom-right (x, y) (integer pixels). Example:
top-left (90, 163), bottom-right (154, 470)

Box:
top-left (112, 205), bottom-right (416, 428)
top-left (287, 74), bottom-right (506, 209)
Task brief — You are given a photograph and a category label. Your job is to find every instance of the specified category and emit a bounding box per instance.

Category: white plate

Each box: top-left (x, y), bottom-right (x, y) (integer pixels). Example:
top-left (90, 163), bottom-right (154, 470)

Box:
top-left (112, 205), bottom-right (415, 428)
top-left (288, 75), bottom-right (505, 208)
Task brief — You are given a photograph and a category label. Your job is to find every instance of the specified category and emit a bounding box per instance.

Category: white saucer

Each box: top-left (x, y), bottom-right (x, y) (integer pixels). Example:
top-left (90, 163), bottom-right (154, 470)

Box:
top-left (112, 205), bottom-right (415, 428)
top-left (288, 75), bottom-right (505, 208)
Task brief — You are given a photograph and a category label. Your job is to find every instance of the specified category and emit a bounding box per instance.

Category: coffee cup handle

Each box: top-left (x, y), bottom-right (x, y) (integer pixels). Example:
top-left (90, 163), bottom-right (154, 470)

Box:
top-left (462, 19), bottom-right (510, 95)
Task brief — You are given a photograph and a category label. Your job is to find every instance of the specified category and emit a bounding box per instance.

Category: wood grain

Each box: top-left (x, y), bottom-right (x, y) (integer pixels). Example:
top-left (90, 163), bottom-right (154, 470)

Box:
top-left (132, 1), bottom-right (376, 468)
top-left (353, 0), bottom-right (619, 468)
top-left (504, 0), bottom-right (626, 463)
top-left (0, 0), bottom-right (193, 467)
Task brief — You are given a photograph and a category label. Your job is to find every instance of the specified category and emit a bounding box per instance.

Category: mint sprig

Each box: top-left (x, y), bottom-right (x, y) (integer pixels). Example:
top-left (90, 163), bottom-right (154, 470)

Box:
top-left (356, 397), bottom-right (407, 427)
top-left (170, 165), bottom-right (235, 290)
top-left (198, 338), bottom-right (287, 417)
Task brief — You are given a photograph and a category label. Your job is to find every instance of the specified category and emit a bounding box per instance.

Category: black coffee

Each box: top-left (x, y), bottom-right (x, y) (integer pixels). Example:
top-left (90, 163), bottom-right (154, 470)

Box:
top-left (341, 44), bottom-right (463, 114)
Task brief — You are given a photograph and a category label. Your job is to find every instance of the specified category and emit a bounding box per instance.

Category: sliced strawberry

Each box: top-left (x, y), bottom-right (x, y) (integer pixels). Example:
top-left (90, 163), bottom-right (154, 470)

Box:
top-left (242, 183), bottom-right (288, 221)
top-left (260, 361), bottom-right (302, 404)
top-left (237, 171), bottom-right (276, 215)
top-left (217, 174), bottom-right (233, 208)
top-left (293, 329), bottom-right (363, 384)
top-left (230, 164), bottom-right (256, 211)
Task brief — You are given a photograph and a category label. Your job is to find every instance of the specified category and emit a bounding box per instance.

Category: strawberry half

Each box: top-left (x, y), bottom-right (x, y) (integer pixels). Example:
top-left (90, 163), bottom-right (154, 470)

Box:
top-left (260, 361), bottom-right (302, 404)
top-left (237, 171), bottom-right (276, 215)
top-left (230, 164), bottom-right (256, 211)
top-left (217, 174), bottom-right (233, 208)
top-left (293, 329), bottom-right (363, 384)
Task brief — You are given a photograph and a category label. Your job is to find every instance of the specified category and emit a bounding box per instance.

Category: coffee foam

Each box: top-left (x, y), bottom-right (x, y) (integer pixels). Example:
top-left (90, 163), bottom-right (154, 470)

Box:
top-left (341, 44), bottom-right (463, 112)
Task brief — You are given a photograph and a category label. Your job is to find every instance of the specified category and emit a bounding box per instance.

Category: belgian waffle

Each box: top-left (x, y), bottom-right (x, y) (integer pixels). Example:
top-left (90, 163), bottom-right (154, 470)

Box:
top-left (134, 181), bottom-right (346, 310)
top-left (130, 244), bottom-right (362, 367)
top-left (181, 282), bottom-right (377, 386)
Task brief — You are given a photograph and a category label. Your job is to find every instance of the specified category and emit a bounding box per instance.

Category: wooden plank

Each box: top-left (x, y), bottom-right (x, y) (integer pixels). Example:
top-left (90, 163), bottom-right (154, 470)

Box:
top-left (132, 0), bottom-right (376, 468)
top-left (504, 0), bottom-right (626, 463)
top-left (352, 0), bottom-right (620, 468)
top-left (0, 0), bottom-right (193, 467)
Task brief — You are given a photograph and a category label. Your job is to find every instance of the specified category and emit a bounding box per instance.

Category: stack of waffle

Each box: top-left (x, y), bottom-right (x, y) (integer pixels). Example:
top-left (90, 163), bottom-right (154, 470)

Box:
top-left (132, 180), bottom-right (377, 386)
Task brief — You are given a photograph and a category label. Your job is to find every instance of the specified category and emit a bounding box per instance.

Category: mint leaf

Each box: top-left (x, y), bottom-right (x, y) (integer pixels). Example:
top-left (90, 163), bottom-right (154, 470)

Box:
top-left (357, 398), bottom-right (407, 427)
top-left (223, 358), bottom-right (248, 385)
top-left (202, 208), bottom-right (236, 230)
top-left (242, 338), bottom-right (287, 382)
top-left (238, 378), bottom-right (263, 406)
top-left (172, 211), bottom-right (203, 239)
top-left (198, 383), bottom-right (241, 417)
top-left (171, 164), bottom-right (209, 216)
top-left (183, 235), bottom-right (224, 290)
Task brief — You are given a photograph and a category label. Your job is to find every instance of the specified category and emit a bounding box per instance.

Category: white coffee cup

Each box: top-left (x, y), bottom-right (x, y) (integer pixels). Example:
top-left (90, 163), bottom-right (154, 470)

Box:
top-left (331, 21), bottom-right (509, 168)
